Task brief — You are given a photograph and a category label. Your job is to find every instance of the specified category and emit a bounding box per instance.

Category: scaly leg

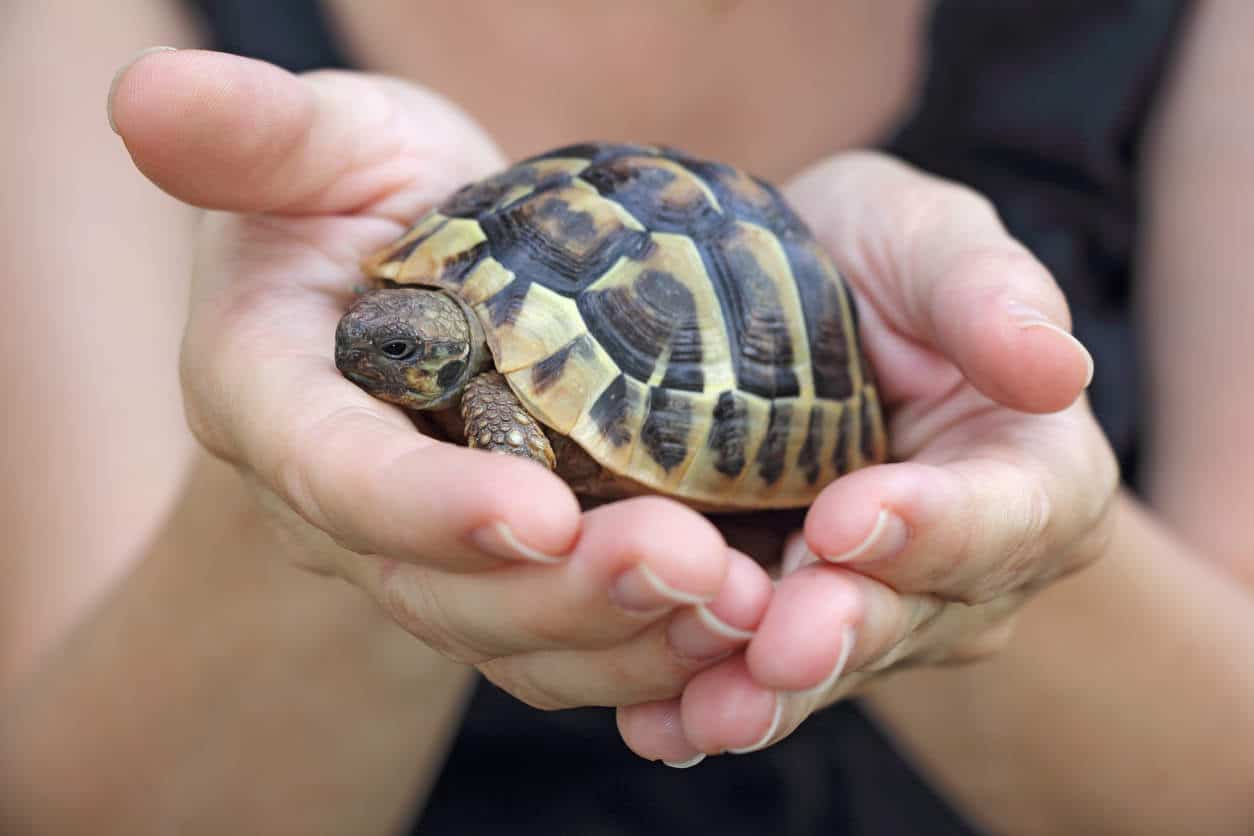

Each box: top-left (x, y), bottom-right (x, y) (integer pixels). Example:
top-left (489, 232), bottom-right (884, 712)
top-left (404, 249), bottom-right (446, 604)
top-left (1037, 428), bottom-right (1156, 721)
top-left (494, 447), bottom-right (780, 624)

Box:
top-left (461, 371), bottom-right (556, 469)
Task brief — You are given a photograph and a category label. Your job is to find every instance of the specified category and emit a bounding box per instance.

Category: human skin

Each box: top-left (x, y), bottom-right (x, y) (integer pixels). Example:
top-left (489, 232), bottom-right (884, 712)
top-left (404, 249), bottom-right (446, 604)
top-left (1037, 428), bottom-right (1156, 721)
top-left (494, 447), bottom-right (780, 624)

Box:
top-left (2, 47), bottom-right (1100, 833)
top-left (623, 4), bottom-right (1254, 833)
top-left (4, 2), bottom-right (1254, 834)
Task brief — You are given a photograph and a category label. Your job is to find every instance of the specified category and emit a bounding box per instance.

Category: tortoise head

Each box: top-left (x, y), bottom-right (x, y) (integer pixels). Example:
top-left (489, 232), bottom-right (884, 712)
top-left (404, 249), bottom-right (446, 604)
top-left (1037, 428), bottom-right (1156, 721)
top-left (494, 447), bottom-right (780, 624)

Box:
top-left (335, 288), bottom-right (487, 410)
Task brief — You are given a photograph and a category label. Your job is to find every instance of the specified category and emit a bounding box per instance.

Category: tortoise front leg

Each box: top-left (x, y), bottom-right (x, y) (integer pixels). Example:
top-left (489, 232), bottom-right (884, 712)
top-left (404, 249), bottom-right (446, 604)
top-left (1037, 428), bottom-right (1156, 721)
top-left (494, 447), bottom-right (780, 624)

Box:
top-left (461, 371), bottom-right (557, 469)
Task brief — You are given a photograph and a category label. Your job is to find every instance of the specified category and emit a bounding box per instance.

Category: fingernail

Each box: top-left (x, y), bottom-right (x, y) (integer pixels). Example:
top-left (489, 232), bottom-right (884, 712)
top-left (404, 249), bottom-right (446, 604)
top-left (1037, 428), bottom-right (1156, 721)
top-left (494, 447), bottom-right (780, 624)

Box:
top-left (697, 605), bottom-right (755, 641)
top-left (668, 606), bottom-right (752, 661)
top-left (611, 564), bottom-right (710, 614)
top-left (663, 753), bottom-right (706, 769)
top-left (824, 509), bottom-right (908, 564)
top-left (727, 693), bottom-right (784, 755)
top-left (800, 625), bottom-right (856, 699)
top-left (781, 540), bottom-right (821, 575)
top-left (1008, 301), bottom-right (1095, 388)
top-left (470, 521), bottom-right (563, 564)
top-left (108, 46), bottom-right (178, 134)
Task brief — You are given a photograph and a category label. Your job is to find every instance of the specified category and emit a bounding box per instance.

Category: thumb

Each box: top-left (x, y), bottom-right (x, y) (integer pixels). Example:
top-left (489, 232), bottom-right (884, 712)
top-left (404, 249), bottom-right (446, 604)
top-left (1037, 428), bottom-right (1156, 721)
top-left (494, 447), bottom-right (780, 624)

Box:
top-left (107, 48), bottom-right (504, 219)
top-left (787, 152), bottom-right (1092, 415)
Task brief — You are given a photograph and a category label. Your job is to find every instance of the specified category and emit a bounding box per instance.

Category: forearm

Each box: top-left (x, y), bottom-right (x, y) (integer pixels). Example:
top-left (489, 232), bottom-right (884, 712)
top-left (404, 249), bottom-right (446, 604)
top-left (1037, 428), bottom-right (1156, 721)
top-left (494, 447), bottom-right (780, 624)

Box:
top-left (0, 455), bottom-right (474, 836)
top-left (1, 0), bottom-right (200, 691)
top-left (864, 490), bottom-right (1254, 836)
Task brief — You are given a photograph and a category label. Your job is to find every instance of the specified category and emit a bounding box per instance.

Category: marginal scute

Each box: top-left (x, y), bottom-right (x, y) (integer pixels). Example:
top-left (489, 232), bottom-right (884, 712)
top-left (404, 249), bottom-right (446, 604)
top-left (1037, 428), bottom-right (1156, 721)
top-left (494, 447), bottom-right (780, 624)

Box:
top-left (833, 391), bottom-right (863, 475)
top-left (629, 387), bottom-right (710, 491)
top-left (477, 283), bottom-right (585, 373)
top-left (507, 333), bottom-right (619, 435)
top-left (798, 406), bottom-right (823, 485)
top-left (457, 257), bottom-right (515, 306)
top-left (362, 212), bottom-right (448, 279)
top-left (571, 373), bottom-right (649, 474)
top-left (707, 389), bottom-right (749, 477)
top-left (392, 218), bottom-right (487, 286)
top-left (640, 387), bottom-right (693, 472)
top-left (859, 384), bottom-right (888, 465)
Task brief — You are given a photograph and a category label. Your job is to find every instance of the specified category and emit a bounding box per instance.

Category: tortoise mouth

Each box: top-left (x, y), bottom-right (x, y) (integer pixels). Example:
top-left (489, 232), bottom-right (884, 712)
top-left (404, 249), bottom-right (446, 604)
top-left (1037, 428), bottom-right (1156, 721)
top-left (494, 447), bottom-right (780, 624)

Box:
top-left (343, 369), bottom-right (385, 387)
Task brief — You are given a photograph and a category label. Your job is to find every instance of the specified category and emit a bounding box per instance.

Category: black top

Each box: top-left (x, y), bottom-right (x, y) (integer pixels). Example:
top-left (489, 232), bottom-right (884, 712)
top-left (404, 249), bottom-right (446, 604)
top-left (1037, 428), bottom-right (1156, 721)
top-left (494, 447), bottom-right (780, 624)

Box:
top-left (185, 2), bottom-right (1192, 833)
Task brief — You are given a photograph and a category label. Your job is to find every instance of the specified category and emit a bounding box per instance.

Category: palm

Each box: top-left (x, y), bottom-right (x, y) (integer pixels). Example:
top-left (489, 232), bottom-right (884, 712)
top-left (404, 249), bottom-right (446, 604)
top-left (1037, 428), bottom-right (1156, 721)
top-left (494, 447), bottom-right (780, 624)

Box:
top-left (113, 49), bottom-right (1116, 762)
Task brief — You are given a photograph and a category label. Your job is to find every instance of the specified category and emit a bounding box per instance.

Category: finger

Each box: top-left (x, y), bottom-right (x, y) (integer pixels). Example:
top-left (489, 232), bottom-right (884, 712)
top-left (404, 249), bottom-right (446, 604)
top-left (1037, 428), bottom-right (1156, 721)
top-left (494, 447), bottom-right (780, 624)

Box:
top-left (786, 151), bottom-right (1092, 414)
top-left (477, 620), bottom-right (715, 712)
top-left (616, 700), bottom-right (703, 767)
top-left (176, 215), bottom-right (580, 572)
top-left (108, 48), bottom-right (503, 219)
top-left (803, 403), bottom-right (1118, 602)
top-left (482, 548), bottom-right (770, 713)
top-left (277, 412), bottom-right (582, 573)
top-left (476, 549), bottom-right (771, 713)
top-left (366, 498), bottom-right (746, 661)
top-left (678, 564), bottom-right (942, 756)
top-left (666, 549), bottom-right (770, 663)
top-left (747, 557), bottom-right (943, 691)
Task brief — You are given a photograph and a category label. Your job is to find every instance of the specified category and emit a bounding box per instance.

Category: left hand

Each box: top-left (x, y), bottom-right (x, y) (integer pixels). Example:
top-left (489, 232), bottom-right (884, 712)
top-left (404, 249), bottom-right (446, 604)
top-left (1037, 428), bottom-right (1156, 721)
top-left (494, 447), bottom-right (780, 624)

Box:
top-left (618, 152), bottom-right (1120, 765)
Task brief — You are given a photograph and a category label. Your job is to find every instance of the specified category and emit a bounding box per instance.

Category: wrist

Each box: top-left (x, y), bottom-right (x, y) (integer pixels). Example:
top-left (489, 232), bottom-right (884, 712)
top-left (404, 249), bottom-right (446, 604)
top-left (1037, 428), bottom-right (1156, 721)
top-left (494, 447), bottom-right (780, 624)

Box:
top-left (1, 453), bottom-right (473, 833)
top-left (157, 451), bottom-right (467, 690)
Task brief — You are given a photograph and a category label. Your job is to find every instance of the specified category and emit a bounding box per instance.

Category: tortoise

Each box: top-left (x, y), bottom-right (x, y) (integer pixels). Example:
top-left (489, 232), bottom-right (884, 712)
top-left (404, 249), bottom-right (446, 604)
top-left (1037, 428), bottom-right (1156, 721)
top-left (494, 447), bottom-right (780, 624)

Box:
top-left (334, 142), bottom-right (886, 510)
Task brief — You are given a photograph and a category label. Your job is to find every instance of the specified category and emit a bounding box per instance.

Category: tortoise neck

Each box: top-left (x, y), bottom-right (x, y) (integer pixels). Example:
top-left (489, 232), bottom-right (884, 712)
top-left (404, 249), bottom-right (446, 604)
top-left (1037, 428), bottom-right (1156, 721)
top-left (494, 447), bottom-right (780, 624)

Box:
top-left (448, 292), bottom-right (493, 379)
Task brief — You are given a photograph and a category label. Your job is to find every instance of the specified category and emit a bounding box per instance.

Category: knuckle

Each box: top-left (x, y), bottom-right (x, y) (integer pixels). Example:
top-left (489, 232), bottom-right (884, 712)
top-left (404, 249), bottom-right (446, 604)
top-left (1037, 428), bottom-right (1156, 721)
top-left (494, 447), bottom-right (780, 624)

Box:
top-left (901, 176), bottom-right (999, 241)
top-left (378, 572), bottom-right (489, 665)
top-left (945, 617), bottom-right (1019, 664)
top-left (948, 461), bottom-right (1055, 606)
top-left (511, 600), bottom-right (581, 650)
top-left (271, 405), bottom-right (409, 554)
top-left (1006, 476), bottom-right (1055, 575)
top-left (477, 660), bottom-right (570, 711)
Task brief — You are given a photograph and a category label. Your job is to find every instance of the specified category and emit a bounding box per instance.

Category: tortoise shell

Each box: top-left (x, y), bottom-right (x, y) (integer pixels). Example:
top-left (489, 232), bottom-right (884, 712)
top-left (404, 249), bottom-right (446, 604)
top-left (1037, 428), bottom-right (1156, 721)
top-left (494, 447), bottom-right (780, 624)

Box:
top-left (361, 142), bottom-right (887, 509)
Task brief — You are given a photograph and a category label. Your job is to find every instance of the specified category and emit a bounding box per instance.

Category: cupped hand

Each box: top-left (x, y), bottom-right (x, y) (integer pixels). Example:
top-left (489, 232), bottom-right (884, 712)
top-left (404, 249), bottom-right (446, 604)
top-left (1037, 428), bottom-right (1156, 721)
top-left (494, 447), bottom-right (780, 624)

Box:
top-left (619, 153), bottom-right (1120, 764)
top-left (109, 49), bottom-right (770, 709)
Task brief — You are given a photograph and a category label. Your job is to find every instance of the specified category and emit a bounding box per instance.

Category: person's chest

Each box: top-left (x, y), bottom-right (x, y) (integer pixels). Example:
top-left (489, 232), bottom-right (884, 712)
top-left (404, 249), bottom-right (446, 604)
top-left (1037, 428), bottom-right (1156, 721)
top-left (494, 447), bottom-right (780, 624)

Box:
top-left (324, 0), bottom-right (928, 180)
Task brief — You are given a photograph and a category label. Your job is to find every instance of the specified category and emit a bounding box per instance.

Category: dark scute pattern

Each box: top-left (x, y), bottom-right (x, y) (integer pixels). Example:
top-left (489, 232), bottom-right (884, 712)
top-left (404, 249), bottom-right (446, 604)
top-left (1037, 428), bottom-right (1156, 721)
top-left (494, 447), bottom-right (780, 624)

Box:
top-left (578, 270), bottom-right (704, 391)
top-left (383, 217), bottom-right (449, 265)
top-left (749, 177), bottom-right (812, 239)
top-left (666, 150), bottom-right (809, 238)
top-left (588, 374), bottom-right (635, 447)
top-left (441, 166), bottom-right (562, 218)
top-left (785, 239), bottom-right (855, 400)
top-left (798, 408), bottom-right (823, 484)
top-left (480, 196), bottom-right (652, 296)
top-left (524, 142), bottom-right (658, 165)
top-left (439, 242), bottom-right (488, 286)
top-left (581, 158), bottom-right (724, 237)
top-left (641, 388), bottom-right (692, 472)
top-left (482, 280), bottom-right (531, 328)
top-left (834, 404), bottom-right (856, 474)
top-left (859, 394), bottom-right (878, 463)
top-left (531, 334), bottom-right (594, 395)
top-left (706, 390), bottom-right (748, 477)
top-left (702, 232), bottom-right (799, 398)
top-left (537, 196), bottom-right (600, 243)
top-left (756, 402), bottom-right (792, 485)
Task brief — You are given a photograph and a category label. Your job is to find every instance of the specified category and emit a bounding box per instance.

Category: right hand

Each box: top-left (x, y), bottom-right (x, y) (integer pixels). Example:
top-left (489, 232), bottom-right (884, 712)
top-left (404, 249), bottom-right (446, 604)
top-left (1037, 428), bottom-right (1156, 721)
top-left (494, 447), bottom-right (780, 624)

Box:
top-left (109, 49), bottom-right (770, 711)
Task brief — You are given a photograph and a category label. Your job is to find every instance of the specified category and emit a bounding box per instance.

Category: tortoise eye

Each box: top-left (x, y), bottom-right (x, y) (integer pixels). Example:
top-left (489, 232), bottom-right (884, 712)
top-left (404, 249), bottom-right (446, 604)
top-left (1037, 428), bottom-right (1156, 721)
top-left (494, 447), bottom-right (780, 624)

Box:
top-left (379, 338), bottom-right (417, 360)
